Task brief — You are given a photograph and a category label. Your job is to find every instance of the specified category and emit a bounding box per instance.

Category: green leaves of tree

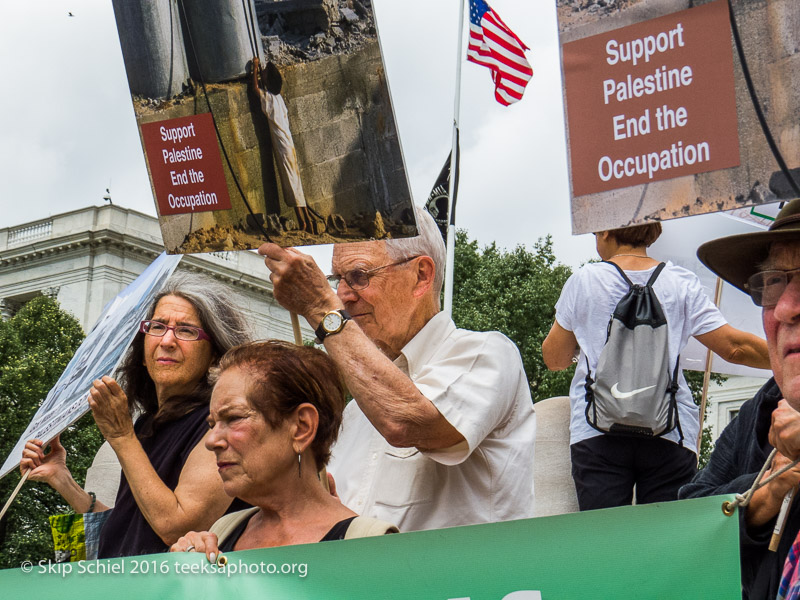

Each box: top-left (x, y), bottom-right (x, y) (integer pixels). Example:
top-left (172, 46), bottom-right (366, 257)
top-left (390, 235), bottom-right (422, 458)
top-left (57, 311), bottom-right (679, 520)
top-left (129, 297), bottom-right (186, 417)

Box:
top-left (452, 230), bottom-right (574, 402)
top-left (0, 297), bottom-right (103, 569)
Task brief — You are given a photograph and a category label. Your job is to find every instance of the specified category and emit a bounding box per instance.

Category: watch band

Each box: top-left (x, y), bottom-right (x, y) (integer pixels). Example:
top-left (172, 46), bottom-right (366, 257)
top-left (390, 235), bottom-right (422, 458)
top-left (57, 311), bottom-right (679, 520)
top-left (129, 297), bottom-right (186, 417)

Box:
top-left (314, 309), bottom-right (352, 343)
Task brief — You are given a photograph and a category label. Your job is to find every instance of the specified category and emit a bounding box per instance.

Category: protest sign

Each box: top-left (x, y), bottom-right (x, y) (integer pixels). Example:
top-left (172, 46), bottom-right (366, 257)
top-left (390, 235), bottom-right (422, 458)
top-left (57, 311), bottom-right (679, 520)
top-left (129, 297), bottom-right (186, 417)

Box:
top-left (559, 0), bottom-right (800, 234)
top-left (111, 0), bottom-right (416, 253)
top-left (0, 253), bottom-right (181, 478)
top-left (0, 495), bottom-right (739, 599)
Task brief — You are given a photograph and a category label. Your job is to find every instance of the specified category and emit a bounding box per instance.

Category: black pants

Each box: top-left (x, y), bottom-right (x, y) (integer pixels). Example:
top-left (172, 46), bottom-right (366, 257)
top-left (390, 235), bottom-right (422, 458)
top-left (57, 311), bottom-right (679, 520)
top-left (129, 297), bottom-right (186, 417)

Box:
top-left (570, 435), bottom-right (697, 511)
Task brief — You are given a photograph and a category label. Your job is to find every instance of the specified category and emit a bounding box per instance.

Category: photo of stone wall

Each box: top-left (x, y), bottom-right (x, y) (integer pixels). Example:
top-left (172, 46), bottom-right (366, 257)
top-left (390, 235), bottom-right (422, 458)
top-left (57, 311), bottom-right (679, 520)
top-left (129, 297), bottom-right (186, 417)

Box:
top-left (558, 0), bottom-right (800, 234)
top-left (112, 0), bottom-right (416, 253)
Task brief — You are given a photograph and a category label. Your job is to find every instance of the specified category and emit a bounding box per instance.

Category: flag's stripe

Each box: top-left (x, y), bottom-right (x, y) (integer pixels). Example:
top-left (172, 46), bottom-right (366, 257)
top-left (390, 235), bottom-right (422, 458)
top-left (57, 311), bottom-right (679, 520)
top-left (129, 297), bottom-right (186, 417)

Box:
top-left (468, 38), bottom-right (530, 78)
top-left (482, 16), bottom-right (528, 57)
top-left (482, 43), bottom-right (533, 76)
top-left (467, 45), bottom-right (532, 86)
top-left (496, 81), bottom-right (524, 100)
top-left (485, 11), bottom-right (528, 50)
top-left (496, 77), bottom-right (527, 96)
top-left (479, 26), bottom-right (532, 74)
top-left (496, 89), bottom-right (515, 105)
top-left (483, 38), bottom-right (531, 72)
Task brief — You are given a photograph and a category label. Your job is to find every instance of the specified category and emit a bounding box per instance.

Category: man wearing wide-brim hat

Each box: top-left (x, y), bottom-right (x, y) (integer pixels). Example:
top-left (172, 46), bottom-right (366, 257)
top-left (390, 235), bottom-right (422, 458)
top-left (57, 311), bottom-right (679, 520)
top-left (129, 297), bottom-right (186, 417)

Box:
top-left (680, 198), bottom-right (800, 599)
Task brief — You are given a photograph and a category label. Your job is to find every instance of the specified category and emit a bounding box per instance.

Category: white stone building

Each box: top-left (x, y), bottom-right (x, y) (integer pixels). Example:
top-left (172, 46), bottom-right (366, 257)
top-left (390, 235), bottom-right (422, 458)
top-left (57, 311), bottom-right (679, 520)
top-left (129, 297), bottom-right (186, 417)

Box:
top-left (0, 204), bottom-right (311, 341)
top-left (705, 375), bottom-right (770, 441)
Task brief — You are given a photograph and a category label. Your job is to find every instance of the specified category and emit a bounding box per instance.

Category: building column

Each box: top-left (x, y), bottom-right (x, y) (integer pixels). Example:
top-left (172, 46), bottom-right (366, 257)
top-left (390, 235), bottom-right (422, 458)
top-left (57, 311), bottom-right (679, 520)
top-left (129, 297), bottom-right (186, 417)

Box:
top-left (0, 298), bottom-right (18, 320)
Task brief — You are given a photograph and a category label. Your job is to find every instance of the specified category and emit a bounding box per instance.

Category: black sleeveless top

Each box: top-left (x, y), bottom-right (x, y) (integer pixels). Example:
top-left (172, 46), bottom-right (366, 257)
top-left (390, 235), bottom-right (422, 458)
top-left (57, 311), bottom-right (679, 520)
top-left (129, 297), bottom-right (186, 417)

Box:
top-left (218, 515), bottom-right (358, 552)
top-left (97, 405), bottom-right (247, 558)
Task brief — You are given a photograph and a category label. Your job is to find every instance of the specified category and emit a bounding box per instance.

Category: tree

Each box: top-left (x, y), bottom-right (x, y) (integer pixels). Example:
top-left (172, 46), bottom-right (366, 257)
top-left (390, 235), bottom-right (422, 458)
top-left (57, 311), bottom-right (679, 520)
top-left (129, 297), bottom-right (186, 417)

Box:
top-left (451, 230), bottom-right (574, 402)
top-left (685, 370), bottom-right (727, 469)
top-left (0, 296), bottom-right (103, 568)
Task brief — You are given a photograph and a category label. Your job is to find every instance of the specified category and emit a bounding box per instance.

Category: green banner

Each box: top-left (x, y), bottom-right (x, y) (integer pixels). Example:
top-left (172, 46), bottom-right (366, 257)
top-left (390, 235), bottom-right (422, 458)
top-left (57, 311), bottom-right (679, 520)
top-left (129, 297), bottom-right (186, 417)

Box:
top-left (1, 495), bottom-right (740, 599)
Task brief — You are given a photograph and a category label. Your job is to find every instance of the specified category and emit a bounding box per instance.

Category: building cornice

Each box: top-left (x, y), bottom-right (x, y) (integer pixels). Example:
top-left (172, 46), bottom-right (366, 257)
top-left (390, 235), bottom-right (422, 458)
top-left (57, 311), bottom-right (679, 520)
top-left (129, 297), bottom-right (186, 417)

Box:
top-left (1, 205), bottom-right (275, 295)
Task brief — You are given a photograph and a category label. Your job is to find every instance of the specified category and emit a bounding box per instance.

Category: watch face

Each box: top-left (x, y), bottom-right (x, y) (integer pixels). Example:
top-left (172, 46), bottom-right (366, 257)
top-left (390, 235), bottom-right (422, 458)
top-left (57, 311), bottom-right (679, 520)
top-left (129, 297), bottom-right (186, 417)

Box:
top-left (323, 311), bottom-right (343, 332)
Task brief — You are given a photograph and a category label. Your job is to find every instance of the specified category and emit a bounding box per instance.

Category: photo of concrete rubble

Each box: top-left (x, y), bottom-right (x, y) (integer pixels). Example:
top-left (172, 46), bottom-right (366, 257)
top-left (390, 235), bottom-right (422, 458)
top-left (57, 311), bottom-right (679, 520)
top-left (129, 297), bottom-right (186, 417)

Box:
top-left (112, 0), bottom-right (417, 253)
top-left (558, 0), bottom-right (800, 234)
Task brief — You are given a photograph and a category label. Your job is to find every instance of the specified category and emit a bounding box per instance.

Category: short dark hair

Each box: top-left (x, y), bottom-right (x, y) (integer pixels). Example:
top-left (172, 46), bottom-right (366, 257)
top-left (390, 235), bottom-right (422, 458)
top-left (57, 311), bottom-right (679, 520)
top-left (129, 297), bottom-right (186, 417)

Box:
top-left (216, 340), bottom-right (346, 468)
top-left (604, 222), bottom-right (662, 248)
top-left (116, 274), bottom-right (251, 423)
top-left (260, 62), bottom-right (282, 95)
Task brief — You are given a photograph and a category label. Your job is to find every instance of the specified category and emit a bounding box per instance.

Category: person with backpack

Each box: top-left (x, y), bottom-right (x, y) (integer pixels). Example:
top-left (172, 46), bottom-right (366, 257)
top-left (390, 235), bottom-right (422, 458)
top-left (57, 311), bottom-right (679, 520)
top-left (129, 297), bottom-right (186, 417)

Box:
top-left (542, 222), bottom-right (769, 511)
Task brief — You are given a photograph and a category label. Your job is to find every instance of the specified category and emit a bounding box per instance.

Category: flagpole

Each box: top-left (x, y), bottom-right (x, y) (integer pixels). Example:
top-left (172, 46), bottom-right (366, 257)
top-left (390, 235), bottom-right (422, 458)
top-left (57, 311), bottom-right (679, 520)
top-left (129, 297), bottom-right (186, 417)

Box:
top-left (443, 0), bottom-right (466, 317)
top-left (697, 275), bottom-right (725, 454)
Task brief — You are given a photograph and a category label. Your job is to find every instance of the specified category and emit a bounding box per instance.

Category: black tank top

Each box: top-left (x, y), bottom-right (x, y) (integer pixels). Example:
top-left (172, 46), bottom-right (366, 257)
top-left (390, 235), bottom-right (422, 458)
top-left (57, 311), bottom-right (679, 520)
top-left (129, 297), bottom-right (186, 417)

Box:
top-left (97, 405), bottom-right (248, 558)
top-left (218, 515), bottom-right (358, 552)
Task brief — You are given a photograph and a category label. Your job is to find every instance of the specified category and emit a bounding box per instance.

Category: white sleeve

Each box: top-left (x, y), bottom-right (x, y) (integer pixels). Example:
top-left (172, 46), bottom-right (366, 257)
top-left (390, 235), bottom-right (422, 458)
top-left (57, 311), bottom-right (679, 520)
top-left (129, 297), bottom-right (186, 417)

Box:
top-left (684, 272), bottom-right (728, 336)
top-left (415, 332), bottom-right (528, 466)
top-left (554, 271), bottom-right (580, 332)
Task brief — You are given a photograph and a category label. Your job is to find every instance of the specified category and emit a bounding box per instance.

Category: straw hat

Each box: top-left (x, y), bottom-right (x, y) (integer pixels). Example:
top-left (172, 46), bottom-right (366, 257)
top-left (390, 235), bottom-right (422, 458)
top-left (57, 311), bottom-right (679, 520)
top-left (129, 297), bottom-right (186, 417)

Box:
top-left (697, 199), bottom-right (800, 293)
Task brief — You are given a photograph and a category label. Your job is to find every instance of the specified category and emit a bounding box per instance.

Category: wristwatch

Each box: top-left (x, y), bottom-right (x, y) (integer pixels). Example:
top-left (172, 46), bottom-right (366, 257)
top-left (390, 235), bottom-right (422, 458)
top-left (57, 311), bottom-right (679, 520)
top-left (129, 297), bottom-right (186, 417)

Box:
top-left (315, 309), bottom-right (352, 343)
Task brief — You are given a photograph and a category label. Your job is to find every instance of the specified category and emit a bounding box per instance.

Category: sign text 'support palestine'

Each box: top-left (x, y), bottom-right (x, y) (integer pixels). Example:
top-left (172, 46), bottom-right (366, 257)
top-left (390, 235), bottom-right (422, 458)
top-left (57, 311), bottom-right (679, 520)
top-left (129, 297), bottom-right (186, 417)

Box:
top-left (562, 0), bottom-right (740, 197)
top-left (140, 113), bottom-right (232, 216)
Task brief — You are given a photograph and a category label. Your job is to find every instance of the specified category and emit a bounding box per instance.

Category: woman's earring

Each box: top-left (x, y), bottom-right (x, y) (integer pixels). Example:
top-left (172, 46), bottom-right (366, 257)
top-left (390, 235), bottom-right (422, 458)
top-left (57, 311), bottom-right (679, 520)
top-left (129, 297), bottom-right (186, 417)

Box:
top-left (297, 453), bottom-right (302, 478)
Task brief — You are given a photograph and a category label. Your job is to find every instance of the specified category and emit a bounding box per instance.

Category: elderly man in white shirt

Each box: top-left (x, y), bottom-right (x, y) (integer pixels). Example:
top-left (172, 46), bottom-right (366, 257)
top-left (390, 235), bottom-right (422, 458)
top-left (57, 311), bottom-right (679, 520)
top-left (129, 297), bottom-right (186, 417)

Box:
top-left (259, 206), bottom-right (536, 531)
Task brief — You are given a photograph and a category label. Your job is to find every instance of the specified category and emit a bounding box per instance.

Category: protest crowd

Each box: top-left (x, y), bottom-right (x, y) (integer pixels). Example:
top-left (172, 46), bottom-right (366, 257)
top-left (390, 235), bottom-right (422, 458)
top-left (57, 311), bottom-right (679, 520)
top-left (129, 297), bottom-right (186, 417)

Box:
top-left (15, 200), bottom-right (800, 599)
top-left (8, 2), bottom-right (800, 598)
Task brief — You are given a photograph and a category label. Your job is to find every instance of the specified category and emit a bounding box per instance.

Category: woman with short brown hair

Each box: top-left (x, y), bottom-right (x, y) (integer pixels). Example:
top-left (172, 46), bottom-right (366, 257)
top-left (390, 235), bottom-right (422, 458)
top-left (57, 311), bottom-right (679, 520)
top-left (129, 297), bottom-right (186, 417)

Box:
top-left (171, 340), bottom-right (396, 560)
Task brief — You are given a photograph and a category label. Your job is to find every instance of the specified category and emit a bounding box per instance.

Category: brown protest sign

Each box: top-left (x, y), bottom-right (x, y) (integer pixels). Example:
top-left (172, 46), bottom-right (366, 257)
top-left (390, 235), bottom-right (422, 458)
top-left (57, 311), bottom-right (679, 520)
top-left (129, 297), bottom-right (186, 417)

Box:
top-left (564, 0), bottom-right (739, 197)
top-left (559, 0), bottom-right (800, 234)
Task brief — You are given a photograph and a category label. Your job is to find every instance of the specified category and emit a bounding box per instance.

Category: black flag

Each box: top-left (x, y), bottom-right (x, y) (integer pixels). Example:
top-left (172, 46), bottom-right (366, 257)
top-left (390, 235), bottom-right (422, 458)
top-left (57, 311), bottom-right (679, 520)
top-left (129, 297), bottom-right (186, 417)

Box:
top-left (425, 137), bottom-right (460, 242)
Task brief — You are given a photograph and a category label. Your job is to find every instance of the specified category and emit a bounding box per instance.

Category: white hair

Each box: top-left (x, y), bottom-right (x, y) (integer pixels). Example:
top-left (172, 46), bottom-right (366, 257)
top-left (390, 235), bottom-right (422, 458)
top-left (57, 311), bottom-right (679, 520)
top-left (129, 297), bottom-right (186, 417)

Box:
top-left (384, 205), bottom-right (446, 298)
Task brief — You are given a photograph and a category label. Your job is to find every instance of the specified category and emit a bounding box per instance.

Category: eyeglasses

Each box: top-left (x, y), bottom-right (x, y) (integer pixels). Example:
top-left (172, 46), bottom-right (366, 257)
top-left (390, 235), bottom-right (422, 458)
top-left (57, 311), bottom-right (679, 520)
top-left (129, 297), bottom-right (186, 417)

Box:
top-left (139, 320), bottom-right (211, 342)
top-left (327, 256), bottom-right (419, 291)
top-left (744, 267), bottom-right (800, 307)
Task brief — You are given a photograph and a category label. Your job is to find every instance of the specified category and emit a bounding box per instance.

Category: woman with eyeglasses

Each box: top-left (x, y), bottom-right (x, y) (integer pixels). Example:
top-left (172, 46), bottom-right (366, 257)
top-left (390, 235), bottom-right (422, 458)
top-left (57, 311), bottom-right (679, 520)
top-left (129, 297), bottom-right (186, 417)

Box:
top-left (542, 222), bottom-right (770, 511)
top-left (20, 274), bottom-right (251, 558)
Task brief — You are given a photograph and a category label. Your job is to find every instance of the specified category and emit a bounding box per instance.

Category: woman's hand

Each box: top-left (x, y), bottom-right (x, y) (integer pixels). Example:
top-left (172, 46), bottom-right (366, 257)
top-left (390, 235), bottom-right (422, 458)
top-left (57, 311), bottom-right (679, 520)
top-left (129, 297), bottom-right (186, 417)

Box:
top-left (170, 531), bottom-right (221, 564)
top-left (88, 376), bottom-right (135, 442)
top-left (20, 435), bottom-right (108, 513)
top-left (20, 435), bottom-right (69, 484)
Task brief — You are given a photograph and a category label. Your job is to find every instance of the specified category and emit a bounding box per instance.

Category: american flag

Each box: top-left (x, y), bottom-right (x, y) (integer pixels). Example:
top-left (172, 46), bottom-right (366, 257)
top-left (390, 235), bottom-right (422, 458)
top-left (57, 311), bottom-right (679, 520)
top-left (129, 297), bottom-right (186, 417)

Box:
top-left (466, 0), bottom-right (532, 106)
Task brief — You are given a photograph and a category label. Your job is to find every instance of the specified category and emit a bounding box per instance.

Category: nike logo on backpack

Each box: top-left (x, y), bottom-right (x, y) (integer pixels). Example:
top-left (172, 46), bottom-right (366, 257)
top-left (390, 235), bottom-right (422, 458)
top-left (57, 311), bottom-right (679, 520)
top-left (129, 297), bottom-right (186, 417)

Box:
top-left (610, 383), bottom-right (656, 399)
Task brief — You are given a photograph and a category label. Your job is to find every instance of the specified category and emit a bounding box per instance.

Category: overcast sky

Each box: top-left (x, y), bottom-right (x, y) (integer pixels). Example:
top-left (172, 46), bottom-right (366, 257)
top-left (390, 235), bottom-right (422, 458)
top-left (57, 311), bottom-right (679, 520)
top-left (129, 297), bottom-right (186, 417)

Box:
top-left (0, 0), bottom-right (598, 268)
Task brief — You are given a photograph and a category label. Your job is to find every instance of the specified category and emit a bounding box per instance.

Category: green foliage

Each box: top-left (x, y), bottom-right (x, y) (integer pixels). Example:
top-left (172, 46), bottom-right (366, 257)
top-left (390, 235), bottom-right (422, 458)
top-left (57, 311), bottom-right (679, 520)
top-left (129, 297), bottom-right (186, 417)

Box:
top-left (451, 230), bottom-right (574, 402)
top-left (685, 370), bottom-right (727, 469)
top-left (0, 297), bottom-right (103, 569)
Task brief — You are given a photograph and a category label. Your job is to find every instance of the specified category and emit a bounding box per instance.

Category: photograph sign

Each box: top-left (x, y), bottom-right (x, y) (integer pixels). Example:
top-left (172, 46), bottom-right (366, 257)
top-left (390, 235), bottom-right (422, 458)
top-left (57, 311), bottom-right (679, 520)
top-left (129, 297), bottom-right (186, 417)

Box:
top-left (111, 0), bottom-right (417, 253)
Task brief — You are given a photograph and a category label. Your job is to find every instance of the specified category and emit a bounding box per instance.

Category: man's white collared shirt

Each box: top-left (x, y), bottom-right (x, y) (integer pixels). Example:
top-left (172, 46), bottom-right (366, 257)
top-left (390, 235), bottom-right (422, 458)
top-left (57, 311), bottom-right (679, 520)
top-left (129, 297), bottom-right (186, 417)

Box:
top-left (328, 312), bottom-right (536, 532)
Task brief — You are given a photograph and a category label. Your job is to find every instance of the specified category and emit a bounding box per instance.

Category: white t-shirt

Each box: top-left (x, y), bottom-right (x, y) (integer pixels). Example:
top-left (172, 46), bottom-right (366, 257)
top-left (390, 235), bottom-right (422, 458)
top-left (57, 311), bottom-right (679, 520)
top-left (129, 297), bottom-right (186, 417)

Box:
top-left (555, 261), bottom-right (727, 451)
top-left (328, 311), bottom-right (537, 532)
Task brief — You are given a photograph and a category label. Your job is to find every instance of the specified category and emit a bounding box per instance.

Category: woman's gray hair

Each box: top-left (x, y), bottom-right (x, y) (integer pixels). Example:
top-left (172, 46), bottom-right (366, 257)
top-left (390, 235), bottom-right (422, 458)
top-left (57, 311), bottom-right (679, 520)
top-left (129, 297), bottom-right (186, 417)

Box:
top-left (384, 206), bottom-right (446, 298)
top-left (150, 273), bottom-right (252, 353)
top-left (116, 272), bottom-right (252, 421)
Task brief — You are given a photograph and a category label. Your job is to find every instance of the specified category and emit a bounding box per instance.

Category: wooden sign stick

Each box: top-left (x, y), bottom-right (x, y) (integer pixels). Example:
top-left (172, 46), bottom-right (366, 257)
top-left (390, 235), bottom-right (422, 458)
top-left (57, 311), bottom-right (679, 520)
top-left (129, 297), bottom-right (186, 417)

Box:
top-left (290, 312), bottom-right (303, 346)
top-left (0, 469), bottom-right (30, 523)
